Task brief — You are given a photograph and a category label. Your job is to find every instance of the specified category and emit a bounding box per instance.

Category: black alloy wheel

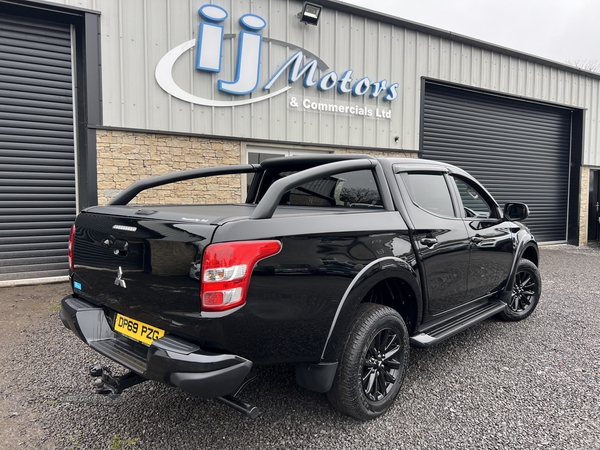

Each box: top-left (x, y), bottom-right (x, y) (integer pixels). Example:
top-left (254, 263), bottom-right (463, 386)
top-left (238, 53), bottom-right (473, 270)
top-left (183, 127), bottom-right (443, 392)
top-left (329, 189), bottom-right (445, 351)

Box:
top-left (362, 328), bottom-right (401, 401)
top-left (510, 271), bottom-right (536, 312)
top-left (498, 259), bottom-right (541, 321)
top-left (327, 303), bottom-right (409, 420)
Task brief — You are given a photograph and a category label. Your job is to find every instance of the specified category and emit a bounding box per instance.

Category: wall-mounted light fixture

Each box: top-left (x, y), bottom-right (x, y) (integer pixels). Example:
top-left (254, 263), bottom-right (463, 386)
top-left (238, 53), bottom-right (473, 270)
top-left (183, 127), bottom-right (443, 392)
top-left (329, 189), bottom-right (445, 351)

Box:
top-left (297, 2), bottom-right (322, 26)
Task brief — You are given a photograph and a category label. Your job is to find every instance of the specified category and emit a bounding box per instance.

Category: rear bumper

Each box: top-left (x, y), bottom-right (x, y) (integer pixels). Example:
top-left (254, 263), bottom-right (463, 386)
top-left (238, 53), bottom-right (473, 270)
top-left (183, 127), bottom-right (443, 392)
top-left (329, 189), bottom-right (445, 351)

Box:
top-left (60, 295), bottom-right (252, 398)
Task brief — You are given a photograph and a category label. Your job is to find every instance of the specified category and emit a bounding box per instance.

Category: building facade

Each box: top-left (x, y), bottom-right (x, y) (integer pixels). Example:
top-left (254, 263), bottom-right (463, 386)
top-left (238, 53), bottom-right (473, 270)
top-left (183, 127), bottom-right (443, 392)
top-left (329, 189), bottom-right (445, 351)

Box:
top-left (2, 0), bottom-right (600, 283)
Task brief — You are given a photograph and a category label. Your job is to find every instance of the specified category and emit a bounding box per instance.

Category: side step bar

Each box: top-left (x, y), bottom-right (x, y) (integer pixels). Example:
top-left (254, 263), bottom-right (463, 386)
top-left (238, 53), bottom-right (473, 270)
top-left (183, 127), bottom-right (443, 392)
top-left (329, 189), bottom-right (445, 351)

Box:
top-left (410, 301), bottom-right (507, 348)
top-left (217, 395), bottom-right (260, 419)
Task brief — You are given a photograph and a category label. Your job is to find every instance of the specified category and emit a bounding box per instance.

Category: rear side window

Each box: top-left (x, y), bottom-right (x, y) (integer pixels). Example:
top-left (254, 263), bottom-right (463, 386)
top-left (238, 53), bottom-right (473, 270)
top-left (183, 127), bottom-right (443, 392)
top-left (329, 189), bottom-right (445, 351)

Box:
top-left (281, 169), bottom-right (383, 208)
top-left (402, 173), bottom-right (455, 217)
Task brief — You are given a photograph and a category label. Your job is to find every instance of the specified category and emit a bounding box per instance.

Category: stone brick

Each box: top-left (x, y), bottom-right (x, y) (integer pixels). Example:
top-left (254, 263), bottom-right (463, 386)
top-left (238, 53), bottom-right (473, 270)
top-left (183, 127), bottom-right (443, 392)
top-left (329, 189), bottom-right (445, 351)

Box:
top-left (579, 167), bottom-right (590, 246)
top-left (121, 136), bottom-right (136, 144)
top-left (102, 165), bottom-right (120, 174)
top-left (121, 144), bottom-right (138, 154)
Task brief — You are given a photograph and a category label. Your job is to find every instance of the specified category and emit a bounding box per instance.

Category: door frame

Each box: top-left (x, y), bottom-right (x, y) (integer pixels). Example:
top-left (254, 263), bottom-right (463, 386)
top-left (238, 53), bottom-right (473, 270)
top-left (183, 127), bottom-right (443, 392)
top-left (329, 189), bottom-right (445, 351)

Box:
top-left (588, 170), bottom-right (600, 242)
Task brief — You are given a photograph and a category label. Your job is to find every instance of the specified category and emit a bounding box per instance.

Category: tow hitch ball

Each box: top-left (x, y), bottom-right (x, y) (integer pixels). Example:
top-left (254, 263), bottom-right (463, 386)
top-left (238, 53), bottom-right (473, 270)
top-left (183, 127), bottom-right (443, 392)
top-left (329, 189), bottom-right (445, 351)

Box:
top-left (89, 363), bottom-right (147, 398)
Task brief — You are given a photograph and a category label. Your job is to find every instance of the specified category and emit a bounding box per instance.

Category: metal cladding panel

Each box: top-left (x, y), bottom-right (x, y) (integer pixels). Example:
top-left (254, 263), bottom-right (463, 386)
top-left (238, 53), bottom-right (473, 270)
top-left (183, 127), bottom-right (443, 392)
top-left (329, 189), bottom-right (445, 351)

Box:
top-left (98, 0), bottom-right (122, 127)
top-left (121, 0), bottom-right (148, 130)
top-left (171, 0), bottom-right (195, 133)
top-left (46, 0), bottom-right (600, 162)
top-left (0, 14), bottom-right (76, 281)
top-left (422, 82), bottom-right (571, 243)
top-left (146, 1), bottom-right (172, 132)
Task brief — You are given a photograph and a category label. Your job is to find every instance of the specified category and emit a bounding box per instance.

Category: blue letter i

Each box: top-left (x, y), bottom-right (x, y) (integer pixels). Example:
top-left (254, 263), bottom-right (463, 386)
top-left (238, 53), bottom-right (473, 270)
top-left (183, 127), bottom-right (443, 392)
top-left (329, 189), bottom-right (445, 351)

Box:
top-left (196, 4), bottom-right (228, 72)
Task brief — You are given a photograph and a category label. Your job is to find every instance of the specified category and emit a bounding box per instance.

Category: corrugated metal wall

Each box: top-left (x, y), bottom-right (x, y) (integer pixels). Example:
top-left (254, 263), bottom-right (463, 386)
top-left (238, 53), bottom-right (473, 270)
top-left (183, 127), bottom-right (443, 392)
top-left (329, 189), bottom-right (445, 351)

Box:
top-left (0, 14), bottom-right (76, 282)
top-left (48, 0), bottom-right (600, 164)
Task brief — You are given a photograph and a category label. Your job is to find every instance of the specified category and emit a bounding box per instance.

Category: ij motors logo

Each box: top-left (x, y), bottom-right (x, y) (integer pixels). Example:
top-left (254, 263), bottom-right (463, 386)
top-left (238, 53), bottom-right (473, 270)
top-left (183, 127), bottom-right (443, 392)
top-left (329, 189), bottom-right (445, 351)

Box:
top-left (155, 4), bottom-right (399, 109)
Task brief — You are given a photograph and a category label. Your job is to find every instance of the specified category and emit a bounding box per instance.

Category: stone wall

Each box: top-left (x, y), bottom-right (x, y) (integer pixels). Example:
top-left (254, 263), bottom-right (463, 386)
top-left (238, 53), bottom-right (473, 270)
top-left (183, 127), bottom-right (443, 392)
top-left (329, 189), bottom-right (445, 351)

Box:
top-left (580, 166), bottom-right (590, 245)
top-left (96, 130), bottom-right (242, 205)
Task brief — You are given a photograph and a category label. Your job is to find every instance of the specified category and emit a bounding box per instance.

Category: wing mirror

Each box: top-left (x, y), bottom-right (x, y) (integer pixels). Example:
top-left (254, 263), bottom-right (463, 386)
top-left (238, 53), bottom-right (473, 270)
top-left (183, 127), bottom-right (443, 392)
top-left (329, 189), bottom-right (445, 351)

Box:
top-left (503, 203), bottom-right (529, 221)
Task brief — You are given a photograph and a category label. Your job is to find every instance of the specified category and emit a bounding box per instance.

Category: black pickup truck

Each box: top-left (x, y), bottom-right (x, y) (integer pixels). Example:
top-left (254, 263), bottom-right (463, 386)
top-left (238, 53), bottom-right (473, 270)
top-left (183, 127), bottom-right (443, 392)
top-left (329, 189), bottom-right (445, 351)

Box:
top-left (60, 154), bottom-right (540, 420)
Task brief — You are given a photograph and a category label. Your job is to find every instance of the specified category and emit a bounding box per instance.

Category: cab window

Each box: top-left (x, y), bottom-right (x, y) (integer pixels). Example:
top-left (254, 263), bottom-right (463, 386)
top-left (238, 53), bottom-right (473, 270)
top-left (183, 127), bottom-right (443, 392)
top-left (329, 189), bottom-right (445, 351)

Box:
top-left (402, 173), bottom-right (455, 217)
top-left (451, 176), bottom-right (494, 219)
top-left (276, 169), bottom-right (383, 208)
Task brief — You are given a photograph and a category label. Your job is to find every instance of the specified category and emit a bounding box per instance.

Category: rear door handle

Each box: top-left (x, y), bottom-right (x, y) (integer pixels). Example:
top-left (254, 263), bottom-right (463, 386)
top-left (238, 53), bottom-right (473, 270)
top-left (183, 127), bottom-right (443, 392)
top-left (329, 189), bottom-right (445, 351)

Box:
top-left (471, 235), bottom-right (484, 243)
top-left (420, 237), bottom-right (438, 247)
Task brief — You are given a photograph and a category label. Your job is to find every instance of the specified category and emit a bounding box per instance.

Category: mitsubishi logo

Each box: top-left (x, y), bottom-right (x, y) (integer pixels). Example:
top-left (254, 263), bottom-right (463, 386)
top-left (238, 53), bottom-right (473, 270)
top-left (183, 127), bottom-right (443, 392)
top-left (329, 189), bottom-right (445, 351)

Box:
top-left (114, 266), bottom-right (127, 289)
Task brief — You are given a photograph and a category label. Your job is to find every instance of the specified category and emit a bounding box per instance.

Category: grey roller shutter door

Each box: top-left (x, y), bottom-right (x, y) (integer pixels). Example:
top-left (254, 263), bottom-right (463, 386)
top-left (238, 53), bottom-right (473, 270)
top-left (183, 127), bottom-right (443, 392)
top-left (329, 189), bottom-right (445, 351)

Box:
top-left (422, 82), bottom-right (571, 243)
top-left (0, 15), bottom-right (76, 282)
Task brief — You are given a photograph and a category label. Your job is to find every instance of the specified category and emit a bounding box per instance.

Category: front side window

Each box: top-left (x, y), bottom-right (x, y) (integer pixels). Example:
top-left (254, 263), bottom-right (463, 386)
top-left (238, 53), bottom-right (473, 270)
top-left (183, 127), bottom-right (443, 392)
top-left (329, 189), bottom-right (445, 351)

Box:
top-left (402, 173), bottom-right (455, 217)
top-left (451, 176), bottom-right (494, 219)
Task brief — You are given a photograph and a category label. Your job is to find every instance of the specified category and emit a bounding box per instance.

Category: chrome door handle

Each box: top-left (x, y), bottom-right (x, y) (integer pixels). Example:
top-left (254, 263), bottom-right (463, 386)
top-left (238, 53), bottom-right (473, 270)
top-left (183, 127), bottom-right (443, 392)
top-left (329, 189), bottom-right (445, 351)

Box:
top-left (420, 237), bottom-right (438, 246)
top-left (471, 235), bottom-right (484, 243)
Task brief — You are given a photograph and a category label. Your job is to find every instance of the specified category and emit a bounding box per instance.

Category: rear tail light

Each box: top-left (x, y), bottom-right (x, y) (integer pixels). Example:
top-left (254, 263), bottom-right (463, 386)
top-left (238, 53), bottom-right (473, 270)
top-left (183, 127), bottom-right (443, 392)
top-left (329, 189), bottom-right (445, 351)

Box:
top-left (68, 224), bottom-right (76, 272)
top-left (200, 240), bottom-right (282, 312)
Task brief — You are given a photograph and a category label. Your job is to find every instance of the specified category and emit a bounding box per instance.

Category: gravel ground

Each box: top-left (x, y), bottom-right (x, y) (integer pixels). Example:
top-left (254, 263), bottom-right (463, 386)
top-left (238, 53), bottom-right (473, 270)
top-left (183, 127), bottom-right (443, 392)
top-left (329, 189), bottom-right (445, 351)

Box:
top-left (0, 244), bottom-right (599, 449)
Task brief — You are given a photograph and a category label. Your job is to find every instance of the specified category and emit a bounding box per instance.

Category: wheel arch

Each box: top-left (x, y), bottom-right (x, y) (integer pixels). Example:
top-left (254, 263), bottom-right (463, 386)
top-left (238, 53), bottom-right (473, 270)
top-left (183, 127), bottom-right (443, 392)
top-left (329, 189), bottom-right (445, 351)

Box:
top-left (358, 275), bottom-right (420, 335)
top-left (498, 233), bottom-right (539, 302)
top-left (320, 258), bottom-right (421, 363)
top-left (520, 243), bottom-right (539, 267)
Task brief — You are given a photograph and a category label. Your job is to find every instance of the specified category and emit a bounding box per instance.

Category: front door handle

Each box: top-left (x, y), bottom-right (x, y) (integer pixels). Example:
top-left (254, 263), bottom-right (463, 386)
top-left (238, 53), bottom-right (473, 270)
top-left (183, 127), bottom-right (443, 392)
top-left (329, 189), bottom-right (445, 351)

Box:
top-left (471, 235), bottom-right (484, 243)
top-left (420, 237), bottom-right (438, 247)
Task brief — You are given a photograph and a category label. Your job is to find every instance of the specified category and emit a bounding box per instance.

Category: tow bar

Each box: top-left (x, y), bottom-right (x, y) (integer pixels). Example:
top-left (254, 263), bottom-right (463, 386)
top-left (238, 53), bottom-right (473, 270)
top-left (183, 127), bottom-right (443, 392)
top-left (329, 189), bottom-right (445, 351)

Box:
top-left (89, 364), bottom-right (147, 398)
top-left (89, 364), bottom-right (261, 419)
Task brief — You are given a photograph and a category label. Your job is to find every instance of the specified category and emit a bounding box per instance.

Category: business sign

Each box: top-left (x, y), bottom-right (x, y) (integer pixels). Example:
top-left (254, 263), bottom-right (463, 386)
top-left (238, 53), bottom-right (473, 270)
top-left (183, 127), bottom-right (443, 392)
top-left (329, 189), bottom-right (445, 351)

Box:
top-left (156, 4), bottom-right (398, 118)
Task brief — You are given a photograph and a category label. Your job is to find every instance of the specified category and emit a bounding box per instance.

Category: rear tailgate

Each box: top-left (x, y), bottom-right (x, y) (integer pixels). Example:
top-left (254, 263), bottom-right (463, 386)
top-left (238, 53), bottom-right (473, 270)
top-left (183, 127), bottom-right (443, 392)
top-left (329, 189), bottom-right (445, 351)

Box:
top-left (70, 205), bottom-right (252, 339)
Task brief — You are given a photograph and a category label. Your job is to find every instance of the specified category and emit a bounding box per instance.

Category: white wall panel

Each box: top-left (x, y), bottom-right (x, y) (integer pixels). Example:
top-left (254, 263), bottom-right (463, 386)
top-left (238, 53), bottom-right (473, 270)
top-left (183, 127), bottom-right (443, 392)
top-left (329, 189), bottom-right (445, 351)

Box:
top-left (375, 22), bottom-right (394, 149)
top-left (168, 0), bottom-right (194, 132)
top-left (590, 82), bottom-right (600, 166)
top-left (399, 29), bottom-right (416, 149)
top-left (97, 0), bottom-right (122, 126)
top-left (437, 39), bottom-right (453, 83)
top-left (120, 0), bottom-right (147, 129)
top-left (47, 0), bottom-right (600, 163)
top-left (146, 0), bottom-right (172, 131)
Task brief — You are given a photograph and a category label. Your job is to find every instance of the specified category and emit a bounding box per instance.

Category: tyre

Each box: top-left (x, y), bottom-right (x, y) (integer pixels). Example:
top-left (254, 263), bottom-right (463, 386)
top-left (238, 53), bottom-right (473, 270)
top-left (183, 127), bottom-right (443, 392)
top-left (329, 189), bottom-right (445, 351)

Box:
top-left (327, 303), bottom-right (409, 420)
top-left (497, 259), bottom-right (541, 321)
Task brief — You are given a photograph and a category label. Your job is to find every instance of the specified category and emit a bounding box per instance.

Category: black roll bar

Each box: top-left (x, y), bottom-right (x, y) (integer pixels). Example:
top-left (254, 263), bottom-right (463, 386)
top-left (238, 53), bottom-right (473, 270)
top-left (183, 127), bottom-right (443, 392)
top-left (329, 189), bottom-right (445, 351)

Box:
top-left (250, 158), bottom-right (382, 220)
top-left (108, 164), bottom-right (259, 205)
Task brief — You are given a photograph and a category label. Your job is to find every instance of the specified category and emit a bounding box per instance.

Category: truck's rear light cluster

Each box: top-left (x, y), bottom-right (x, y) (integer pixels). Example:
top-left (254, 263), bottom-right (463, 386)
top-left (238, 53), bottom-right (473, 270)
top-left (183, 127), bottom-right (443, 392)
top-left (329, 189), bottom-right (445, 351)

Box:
top-left (200, 240), bottom-right (282, 312)
top-left (68, 224), bottom-right (76, 272)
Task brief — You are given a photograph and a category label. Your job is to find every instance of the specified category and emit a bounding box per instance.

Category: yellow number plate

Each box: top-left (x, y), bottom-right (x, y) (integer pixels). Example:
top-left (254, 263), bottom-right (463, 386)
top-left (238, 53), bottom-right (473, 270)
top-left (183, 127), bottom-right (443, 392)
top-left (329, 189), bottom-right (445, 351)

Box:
top-left (114, 313), bottom-right (165, 346)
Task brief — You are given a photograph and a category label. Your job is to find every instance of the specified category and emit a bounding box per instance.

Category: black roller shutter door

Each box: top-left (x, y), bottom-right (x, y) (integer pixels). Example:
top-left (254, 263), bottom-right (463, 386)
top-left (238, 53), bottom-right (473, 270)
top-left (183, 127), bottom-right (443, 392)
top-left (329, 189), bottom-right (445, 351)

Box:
top-left (422, 82), bottom-right (571, 243)
top-left (0, 15), bottom-right (76, 282)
